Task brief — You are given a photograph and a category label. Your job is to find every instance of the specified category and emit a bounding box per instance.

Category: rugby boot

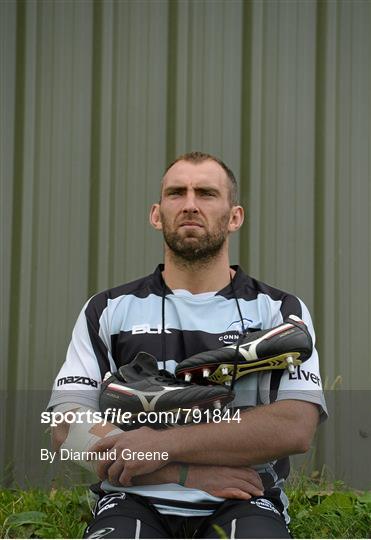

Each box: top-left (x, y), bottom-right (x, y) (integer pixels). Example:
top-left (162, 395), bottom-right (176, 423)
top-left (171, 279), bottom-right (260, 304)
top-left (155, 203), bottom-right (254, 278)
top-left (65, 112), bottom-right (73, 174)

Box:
top-left (100, 352), bottom-right (234, 428)
top-left (175, 315), bottom-right (313, 385)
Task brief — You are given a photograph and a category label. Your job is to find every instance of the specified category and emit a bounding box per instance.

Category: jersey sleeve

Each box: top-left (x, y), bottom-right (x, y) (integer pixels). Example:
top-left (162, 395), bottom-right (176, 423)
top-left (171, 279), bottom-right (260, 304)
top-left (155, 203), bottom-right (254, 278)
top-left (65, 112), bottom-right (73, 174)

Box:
top-left (47, 297), bottom-right (116, 410)
top-left (258, 297), bottom-right (328, 422)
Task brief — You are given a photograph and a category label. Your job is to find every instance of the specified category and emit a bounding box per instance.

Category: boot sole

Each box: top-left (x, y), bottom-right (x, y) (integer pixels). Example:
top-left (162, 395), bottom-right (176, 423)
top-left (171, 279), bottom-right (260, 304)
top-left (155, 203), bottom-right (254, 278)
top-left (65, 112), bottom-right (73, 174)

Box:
top-left (177, 352), bottom-right (302, 384)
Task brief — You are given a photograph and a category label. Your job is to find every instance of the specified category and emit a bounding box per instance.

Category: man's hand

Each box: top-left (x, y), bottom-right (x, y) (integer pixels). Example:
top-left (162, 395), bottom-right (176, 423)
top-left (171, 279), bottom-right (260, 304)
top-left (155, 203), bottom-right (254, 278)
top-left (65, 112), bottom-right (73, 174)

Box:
top-left (89, 426), bottom-right (171, 485)
top-left (184, 464), bottom-right (264, 500)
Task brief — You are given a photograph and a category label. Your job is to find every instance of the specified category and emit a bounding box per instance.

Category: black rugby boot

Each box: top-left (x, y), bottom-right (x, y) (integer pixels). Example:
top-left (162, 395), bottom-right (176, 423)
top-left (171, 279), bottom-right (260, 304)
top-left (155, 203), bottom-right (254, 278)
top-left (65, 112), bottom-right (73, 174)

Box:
top-left (175, 315), bottom-right (313, 385)
top-left (100, 352), bottom-right (234, 428)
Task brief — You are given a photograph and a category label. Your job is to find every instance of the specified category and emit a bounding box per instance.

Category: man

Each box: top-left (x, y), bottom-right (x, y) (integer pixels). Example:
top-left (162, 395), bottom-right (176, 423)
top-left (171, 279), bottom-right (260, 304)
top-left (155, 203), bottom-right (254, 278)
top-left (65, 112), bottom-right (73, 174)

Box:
top-left (48, 152), bottom-right (327, 538)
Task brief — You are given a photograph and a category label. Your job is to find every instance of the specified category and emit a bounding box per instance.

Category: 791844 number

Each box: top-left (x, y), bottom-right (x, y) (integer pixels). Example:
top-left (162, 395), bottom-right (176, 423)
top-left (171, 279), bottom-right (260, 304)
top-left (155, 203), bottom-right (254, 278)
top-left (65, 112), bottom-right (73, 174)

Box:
top-left (182, 408), bottom-right (241, 424)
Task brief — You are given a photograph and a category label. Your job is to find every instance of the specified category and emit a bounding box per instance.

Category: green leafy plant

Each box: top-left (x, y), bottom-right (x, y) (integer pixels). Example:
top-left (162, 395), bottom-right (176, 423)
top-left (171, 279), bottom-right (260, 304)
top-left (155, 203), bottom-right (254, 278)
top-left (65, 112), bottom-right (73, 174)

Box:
top-left (0, 476), bottom-right (370, 538)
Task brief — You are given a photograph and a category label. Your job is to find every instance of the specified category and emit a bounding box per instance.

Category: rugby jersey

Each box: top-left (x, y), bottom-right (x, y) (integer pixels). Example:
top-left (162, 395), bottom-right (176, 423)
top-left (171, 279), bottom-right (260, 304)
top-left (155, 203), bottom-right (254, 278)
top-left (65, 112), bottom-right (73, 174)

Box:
top-left (48, 264), bottom-right (328, 520)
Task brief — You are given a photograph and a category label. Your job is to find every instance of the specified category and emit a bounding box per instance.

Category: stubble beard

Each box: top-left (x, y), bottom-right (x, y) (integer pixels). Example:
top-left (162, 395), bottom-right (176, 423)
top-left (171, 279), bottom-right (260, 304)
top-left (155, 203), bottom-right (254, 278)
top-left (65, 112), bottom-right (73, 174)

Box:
top-left (160, 211), bottom-right (231, 268)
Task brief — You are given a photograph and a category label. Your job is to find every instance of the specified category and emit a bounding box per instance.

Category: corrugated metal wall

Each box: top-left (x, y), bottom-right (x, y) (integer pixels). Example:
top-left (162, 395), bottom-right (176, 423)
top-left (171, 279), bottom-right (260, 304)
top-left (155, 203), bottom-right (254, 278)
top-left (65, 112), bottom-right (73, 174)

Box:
top-left (1, 0), bottom-right (370, 489)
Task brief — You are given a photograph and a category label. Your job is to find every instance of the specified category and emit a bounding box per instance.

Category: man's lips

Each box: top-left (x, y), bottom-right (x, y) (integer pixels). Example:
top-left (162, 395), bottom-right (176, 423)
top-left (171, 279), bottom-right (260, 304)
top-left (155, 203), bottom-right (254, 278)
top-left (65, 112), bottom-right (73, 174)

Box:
top-left (179, 221), bottom-right (203, 228)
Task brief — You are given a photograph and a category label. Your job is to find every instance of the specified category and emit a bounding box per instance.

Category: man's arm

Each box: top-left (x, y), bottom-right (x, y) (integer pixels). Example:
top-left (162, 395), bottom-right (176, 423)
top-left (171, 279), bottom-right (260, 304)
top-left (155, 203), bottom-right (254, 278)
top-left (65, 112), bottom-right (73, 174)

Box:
top-left (169, 400), bottom-right (319, 465)
top-left (51, 407), bottom-right (264, 499)
top-left (132, 463), bottom-right (265, 500)
top-left (91, 399), bottom-right (319, 485)
top-left (50, 405), bottom-right (122, 473)
top-left (51, 411), bottom-right (119, 451)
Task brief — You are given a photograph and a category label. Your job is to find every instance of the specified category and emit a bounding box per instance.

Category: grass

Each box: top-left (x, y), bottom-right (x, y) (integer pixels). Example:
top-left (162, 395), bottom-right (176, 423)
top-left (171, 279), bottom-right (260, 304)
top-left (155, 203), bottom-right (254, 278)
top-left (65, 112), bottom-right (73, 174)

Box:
top-left (0, 486), bottom-right (91, 539)
top-left (0, 474), bottom-right (370, 538)
top-left (286, 471), bottom-right (371, 538)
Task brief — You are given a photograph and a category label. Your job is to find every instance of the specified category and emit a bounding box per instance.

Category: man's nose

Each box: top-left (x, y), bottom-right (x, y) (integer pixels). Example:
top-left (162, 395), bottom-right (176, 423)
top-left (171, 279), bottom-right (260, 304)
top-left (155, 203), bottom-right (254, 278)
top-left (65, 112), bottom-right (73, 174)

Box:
top-left (182, 191), bottom-right (199, 213)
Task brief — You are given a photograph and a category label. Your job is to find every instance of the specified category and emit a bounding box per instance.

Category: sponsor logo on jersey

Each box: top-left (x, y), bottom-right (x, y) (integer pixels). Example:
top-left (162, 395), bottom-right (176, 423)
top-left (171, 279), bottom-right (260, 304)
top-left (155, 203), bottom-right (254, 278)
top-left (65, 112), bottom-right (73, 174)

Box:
top-left (289, 367), bottom-right (321, 386)
top-left (132, 323), bottom-right (171, 335)
top-left (57, 375), bottom-right (98, 388)
top-left (219, 318), bottom-right (254, 344)
top-left (219, 332), bottom-right (240, 344)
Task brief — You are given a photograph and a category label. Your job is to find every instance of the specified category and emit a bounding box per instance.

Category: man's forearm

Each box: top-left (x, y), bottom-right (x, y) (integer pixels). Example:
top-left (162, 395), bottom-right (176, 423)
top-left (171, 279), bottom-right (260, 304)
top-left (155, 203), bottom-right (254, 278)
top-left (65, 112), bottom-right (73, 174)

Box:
top-left (90, 399), bottom-right (320, 485)
top-left (165, 400), bottom-right (319, 467)
top-left (131, 463), bottom-right (180, 486)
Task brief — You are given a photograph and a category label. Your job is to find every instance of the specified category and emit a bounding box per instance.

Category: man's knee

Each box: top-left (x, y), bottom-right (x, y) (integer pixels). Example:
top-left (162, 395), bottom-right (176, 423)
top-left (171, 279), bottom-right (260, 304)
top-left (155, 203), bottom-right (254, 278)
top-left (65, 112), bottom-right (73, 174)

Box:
top-left (84, 493), bottom-right (170, 539)
top-left (198, 497), bottom-right (291, 539)
top-left (201, 515), bottom-right (291, 539)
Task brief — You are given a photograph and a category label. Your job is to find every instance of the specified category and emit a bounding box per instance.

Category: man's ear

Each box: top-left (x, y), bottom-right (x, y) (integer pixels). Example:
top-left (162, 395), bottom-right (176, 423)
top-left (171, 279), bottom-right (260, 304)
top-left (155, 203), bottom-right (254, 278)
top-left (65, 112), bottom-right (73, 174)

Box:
top-left (228, 206), bottom-right (244, 233)
top-left (149, 204), bottom-right (163, 230)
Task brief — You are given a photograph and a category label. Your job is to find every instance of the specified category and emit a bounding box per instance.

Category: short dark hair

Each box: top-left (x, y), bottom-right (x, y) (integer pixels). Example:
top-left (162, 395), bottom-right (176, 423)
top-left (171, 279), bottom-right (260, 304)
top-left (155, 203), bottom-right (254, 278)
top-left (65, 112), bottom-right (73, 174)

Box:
top-left (163, 151), bottom-right (238, 205)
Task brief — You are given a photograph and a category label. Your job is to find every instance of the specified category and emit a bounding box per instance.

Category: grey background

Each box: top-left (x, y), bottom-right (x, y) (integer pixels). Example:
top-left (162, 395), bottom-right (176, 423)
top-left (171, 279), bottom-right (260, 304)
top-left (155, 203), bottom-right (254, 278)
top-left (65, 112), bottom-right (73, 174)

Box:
top-left (1, 0), bottom-right (370, 489)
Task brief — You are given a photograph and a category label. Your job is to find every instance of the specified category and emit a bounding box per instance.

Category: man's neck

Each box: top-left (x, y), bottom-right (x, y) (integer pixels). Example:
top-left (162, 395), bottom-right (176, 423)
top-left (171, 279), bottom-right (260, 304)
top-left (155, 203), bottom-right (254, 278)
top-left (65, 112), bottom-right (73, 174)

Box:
top-left (162, 250), bottom-right (235, 294)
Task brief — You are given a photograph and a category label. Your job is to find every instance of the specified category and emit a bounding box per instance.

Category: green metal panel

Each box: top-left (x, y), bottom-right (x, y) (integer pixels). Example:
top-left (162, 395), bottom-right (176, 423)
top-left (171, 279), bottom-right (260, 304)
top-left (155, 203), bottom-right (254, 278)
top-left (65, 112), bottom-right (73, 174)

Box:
top-left (1, 0), bottom-right (16, 388)
top-left (2, 0), bottom-right (95, 483)
top-left (244, 0), bottom-right (317, 304)
top-left (0, 0), bottom-right (17, 483)
top-left (1, 0), bottom-right (370, 488)
top-left (314, 0), bottom-right (371, 488)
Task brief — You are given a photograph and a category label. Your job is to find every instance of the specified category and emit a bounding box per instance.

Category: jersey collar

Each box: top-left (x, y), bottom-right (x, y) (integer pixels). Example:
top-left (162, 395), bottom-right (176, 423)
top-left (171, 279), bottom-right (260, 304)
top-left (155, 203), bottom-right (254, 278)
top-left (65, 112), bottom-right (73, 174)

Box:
top-left (152, 264), bottom-right (245, 298)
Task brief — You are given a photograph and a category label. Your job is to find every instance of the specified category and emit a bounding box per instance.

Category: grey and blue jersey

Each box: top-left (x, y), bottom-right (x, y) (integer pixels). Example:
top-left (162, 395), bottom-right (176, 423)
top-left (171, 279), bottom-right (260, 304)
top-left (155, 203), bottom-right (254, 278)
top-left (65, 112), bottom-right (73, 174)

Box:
top-left (48, 264), bottom-right (328, 520)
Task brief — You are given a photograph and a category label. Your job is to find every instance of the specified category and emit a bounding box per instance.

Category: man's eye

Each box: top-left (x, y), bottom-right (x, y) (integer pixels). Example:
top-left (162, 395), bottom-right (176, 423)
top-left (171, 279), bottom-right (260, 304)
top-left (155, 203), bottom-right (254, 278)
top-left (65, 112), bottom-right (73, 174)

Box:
top-left (201, 191), bottom-right (216, 197)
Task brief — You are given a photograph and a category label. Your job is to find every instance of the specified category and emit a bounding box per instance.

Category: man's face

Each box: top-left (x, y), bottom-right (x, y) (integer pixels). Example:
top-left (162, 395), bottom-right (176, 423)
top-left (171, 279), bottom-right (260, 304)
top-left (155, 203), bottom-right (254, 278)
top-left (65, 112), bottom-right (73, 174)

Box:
top-left (154, 160), bottom-right (235, 263)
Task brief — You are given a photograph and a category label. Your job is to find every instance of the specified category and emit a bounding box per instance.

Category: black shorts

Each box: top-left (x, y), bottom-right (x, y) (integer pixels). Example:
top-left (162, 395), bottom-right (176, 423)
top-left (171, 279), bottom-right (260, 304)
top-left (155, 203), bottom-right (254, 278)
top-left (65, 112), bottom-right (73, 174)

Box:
top-left (83, 491), bottom-right (291, 539)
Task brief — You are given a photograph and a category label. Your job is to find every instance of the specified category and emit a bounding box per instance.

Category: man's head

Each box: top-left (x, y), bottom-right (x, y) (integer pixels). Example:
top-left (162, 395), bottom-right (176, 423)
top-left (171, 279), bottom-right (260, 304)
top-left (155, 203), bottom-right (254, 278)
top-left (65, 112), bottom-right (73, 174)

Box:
top-left (150, 152), bottom-right (244, 265)
top-left (163, 152), bottom-right (239, 206)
